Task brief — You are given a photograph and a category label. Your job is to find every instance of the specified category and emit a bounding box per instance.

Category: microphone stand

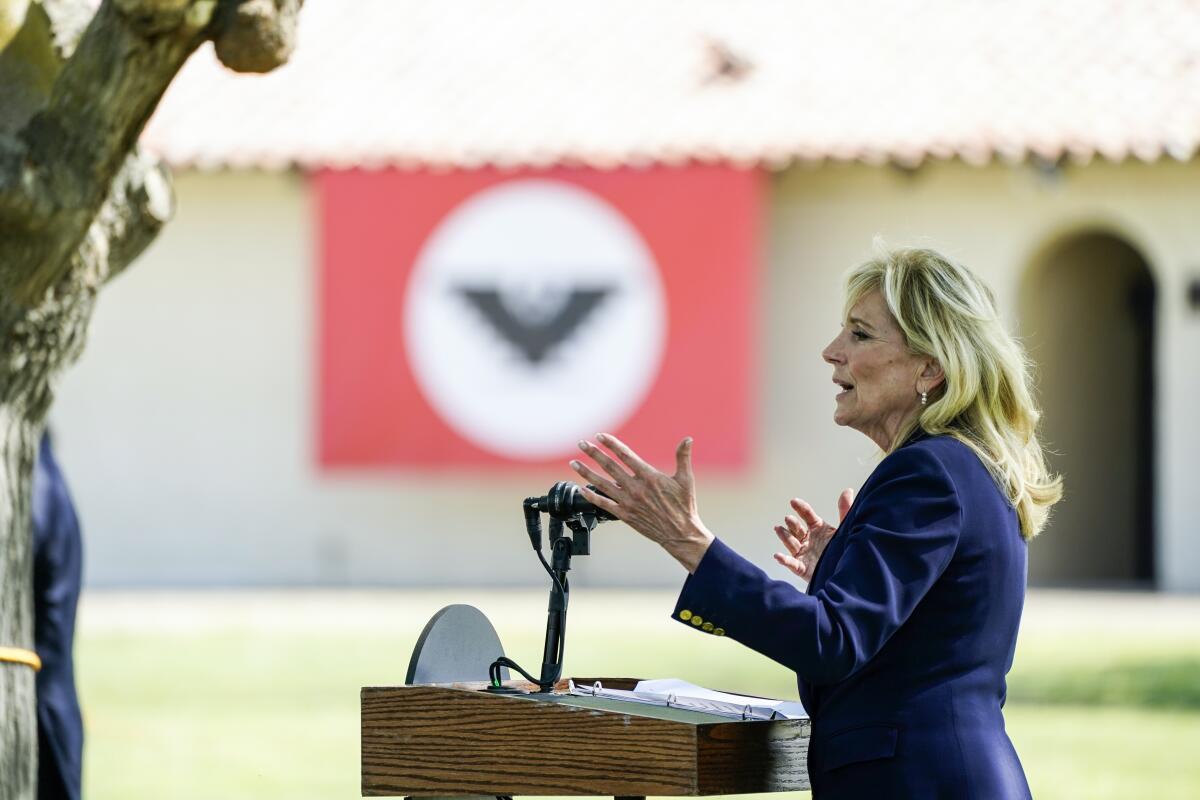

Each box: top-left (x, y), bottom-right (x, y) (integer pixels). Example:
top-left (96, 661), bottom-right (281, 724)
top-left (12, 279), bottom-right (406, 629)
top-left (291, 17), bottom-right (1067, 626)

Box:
top-left (538, 513), bottom-right (599, 690)
top-left (489, 498), bottom-right (600, 693)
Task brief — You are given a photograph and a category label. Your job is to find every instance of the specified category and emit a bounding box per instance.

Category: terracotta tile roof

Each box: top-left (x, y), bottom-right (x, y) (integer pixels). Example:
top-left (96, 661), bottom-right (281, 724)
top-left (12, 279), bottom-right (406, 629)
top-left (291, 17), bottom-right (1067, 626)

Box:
top-left (141, 0), bottom-right (1200, 170)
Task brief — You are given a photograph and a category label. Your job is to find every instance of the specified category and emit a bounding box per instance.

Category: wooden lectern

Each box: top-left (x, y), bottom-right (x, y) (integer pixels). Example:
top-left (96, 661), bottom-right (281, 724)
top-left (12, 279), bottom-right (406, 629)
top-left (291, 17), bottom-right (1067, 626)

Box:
top-left (361, 678), bottom-right (811, 797)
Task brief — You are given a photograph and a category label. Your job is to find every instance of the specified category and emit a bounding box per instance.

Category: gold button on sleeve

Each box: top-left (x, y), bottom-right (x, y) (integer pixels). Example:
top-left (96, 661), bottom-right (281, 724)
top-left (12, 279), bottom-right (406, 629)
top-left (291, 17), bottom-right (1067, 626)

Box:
top-left (701, 622), bottom-right (714, 632)
top-left (691, 615), bottom-right (704, 626)
top-left (713, 628), bottom-right (725, 636)
top-left (679, 609), bottom-right (693, 622)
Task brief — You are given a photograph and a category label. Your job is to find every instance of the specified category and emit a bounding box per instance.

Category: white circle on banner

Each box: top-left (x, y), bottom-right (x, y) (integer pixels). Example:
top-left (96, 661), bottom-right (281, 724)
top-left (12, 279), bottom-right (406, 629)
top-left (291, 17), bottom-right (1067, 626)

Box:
top-left (404, 178), bottom-right (667, 459)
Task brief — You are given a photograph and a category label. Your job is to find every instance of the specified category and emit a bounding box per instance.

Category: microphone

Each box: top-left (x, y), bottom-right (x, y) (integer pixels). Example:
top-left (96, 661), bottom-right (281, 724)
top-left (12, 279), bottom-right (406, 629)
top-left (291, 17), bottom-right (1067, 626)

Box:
top-left (532, 481), bottom-right (617, 522)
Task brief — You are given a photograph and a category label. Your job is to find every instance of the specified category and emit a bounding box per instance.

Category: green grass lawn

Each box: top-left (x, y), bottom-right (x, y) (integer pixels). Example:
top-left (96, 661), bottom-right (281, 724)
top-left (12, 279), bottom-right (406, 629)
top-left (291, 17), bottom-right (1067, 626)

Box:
top-left (75, 589), bottom-right (1200, 799)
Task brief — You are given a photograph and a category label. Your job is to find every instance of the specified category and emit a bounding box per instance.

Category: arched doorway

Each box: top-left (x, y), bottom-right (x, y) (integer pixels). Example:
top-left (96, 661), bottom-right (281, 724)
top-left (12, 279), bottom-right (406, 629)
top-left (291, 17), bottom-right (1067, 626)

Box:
top-left (1019, 231), bottom-right (1156, 587)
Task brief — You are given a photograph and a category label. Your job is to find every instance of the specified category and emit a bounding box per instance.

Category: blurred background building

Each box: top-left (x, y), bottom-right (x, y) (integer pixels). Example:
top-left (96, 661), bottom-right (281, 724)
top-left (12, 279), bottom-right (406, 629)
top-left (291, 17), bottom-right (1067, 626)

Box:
top-left (53, 0), bottom-right (1200, 590)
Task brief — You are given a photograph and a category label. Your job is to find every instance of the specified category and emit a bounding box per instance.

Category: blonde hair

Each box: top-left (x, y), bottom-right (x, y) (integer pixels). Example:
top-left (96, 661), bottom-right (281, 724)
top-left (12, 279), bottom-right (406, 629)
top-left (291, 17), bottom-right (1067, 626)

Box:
top-left (845, 245), bottom-right (1063, 540)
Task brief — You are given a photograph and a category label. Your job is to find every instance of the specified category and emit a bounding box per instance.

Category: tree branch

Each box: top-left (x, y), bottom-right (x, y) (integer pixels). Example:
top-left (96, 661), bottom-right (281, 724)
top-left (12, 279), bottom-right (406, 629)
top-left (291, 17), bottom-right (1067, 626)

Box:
top-left (9, 0), bottom-right (213, 300)
top-left (99, 148), bottom-right (175, 281)
top-left (0, 0), bottom-right (302, 305)
top-left (213, 0), bottom-right (301, 73)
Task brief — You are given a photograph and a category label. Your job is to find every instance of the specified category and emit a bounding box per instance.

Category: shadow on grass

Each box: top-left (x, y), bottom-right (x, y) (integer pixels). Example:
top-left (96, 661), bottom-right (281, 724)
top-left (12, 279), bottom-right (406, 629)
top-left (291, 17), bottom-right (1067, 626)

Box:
top-left (1008, 657), bottom-right (1200, 709)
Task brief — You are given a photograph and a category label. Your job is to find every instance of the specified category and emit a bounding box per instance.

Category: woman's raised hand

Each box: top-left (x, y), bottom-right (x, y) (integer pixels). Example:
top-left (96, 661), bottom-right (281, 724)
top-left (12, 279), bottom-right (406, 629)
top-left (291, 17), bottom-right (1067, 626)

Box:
top-left (570, 433), bottom-right (715, 573)
top-left (773, 489), bottom-right (855, 582)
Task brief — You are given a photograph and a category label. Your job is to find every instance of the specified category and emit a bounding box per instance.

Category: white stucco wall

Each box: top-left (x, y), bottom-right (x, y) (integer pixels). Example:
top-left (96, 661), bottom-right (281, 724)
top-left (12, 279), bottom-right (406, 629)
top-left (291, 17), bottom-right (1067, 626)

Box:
top-left (54, 161), bottom-right (1200, 590)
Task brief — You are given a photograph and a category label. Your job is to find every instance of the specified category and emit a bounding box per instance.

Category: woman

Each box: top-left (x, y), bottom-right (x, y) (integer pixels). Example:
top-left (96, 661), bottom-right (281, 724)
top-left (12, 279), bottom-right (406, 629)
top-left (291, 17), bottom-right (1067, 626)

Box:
top-left (569, 246), bottom-right (1062, 798)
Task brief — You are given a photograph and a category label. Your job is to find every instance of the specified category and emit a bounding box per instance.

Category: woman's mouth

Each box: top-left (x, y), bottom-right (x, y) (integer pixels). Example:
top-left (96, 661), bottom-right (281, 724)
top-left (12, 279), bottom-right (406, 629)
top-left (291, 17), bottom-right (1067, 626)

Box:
top-left (834, 378), bottom-right (854, 399)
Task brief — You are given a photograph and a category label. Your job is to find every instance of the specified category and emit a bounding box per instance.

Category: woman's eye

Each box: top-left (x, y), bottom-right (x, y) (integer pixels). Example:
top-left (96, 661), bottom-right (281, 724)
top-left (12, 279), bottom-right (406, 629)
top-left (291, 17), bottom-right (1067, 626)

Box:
top-left (851, 329), bottom-right (870, 341)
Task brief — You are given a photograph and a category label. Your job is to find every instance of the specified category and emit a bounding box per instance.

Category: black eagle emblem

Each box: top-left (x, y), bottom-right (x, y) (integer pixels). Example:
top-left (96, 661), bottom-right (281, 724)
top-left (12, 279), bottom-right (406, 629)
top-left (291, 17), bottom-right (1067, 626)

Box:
top-left (455, 286), bottom-right (614, 365)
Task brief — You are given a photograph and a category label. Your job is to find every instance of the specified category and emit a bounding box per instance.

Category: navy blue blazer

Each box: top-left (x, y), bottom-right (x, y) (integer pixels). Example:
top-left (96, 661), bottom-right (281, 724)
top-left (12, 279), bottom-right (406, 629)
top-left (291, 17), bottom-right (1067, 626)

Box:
top-left (674, 433), bottom-right (1031, 798)
top-left (33, 433), bottom-right (85, 800)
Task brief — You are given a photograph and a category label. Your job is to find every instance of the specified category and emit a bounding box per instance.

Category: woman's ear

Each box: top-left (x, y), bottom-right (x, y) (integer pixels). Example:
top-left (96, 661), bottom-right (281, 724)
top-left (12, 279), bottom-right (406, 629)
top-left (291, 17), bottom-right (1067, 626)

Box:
top-left (920, 359), bottom-right (945, 393)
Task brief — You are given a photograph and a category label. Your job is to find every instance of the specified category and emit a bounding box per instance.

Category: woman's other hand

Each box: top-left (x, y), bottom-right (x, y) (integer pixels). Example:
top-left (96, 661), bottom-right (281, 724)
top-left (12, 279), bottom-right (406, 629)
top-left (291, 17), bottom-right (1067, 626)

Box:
top-left (773, 489), bottom-right (855, 581)
top-left (570, 433), bottom-right (715, 573)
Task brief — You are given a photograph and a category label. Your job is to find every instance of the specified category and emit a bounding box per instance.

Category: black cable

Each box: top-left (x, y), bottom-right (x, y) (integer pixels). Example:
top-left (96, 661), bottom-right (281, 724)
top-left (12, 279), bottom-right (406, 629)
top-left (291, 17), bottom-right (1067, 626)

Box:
top-left (537, 545), bottom-right (566, 597)
top-left (489, 655), bottom-right (540, 687)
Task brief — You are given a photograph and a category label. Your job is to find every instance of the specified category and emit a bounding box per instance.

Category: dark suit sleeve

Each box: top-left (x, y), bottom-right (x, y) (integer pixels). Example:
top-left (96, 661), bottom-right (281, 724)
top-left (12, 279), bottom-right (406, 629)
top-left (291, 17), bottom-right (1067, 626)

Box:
top-left (32, 434), bottom-right (86, 800)
top-left (671, 445), bottom-right (962, 684)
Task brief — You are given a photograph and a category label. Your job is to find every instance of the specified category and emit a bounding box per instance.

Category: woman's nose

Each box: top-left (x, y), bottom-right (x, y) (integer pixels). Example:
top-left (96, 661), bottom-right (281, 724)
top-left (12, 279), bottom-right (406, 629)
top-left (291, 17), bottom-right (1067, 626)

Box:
top-left (822, 335), bottom-right (843, 365)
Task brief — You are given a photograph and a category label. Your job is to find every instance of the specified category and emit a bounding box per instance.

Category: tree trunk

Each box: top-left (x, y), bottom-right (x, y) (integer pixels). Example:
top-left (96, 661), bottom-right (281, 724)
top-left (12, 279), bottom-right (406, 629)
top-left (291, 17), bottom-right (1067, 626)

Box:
top-left (0, 1), bottom-right (302, 796)
top-left (0, 421), bottom-right (39, 798)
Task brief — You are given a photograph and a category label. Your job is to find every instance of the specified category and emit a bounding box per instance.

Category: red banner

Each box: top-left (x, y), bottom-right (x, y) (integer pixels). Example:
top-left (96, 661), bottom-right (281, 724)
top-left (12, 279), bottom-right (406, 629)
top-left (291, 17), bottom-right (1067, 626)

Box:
top-left (317, 166), bottom-right (760, 470)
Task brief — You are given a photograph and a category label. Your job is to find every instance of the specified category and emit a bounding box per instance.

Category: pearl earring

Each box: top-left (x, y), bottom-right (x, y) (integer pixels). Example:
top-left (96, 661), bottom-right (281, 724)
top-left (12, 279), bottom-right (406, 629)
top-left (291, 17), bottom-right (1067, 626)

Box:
top-left (920, 391), bottom-right (928, 406)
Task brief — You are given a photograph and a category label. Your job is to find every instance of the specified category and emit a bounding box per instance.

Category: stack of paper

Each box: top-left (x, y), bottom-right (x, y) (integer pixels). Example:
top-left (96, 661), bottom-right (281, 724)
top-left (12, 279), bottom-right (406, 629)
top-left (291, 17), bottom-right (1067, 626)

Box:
top-left (568, 677), bottom-right (807, 720)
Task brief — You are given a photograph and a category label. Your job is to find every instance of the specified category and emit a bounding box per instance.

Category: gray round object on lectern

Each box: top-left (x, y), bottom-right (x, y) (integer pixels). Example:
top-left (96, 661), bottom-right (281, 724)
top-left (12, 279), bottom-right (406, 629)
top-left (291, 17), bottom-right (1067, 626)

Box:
top-left (406, 604), bottom-right (509, 685)
top-left (404, 606), bottom-right (510, 800)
